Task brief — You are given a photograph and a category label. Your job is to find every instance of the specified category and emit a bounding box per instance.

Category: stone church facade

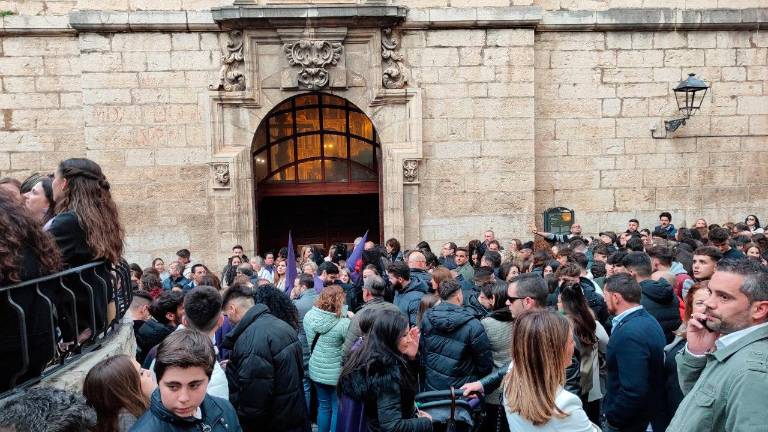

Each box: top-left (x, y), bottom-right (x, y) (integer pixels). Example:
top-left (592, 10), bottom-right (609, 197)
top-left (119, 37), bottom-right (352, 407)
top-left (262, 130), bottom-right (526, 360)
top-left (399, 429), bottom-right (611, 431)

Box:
top-left (0, 0), bottom-right (766, 265)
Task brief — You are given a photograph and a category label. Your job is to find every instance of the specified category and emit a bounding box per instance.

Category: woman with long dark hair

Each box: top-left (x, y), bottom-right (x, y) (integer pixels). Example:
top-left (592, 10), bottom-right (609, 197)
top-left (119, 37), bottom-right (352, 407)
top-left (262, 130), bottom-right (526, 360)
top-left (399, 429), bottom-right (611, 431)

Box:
top-left (223, 255), bottom-right (243, 287)
top-left (23, 175), bottom-right (55, 226)
top-left (339, 309), bottom-right (432, 432)
top-left (745, 214), bottom-right (763, 234)
top-left (0, 188), bottom-right (62, 391)
top-left (83, 354), bottom-right (155, 431)
top-left (503, 310), bottom-right (598, 431)
top-left (49, 158), bottom-right (125, 343)
top-left (479, 282), bottom-right (513, 432)
top-left (557, 282), bottom-right (608, 425)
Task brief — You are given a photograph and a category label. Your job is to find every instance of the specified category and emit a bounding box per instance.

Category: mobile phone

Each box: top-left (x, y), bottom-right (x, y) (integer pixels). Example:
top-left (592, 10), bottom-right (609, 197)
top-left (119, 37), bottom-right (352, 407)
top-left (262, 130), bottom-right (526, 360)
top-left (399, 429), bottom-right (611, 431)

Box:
top-left (697, 317), bottom-right (714, 332)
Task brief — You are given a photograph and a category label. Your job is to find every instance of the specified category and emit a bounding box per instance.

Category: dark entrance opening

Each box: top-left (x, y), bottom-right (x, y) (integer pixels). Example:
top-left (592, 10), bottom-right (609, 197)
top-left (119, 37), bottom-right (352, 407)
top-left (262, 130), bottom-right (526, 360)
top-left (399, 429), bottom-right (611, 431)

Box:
top-left (253, 92), bottom-right (382, 254)
top-left (258, 194), bottom-right (380, 255)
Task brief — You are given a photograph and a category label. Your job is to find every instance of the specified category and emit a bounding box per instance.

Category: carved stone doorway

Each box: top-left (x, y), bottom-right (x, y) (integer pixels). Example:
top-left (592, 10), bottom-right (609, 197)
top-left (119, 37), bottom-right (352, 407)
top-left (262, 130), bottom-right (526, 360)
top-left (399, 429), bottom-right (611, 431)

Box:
top-left (252, 92), bottom-right (383, 253)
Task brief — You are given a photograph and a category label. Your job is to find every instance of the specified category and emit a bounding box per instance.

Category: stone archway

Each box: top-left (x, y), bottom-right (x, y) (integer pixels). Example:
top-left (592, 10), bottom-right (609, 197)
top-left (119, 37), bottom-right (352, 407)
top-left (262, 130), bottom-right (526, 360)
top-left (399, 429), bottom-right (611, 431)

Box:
top-left (203, 26), bottom-right (422, 263)
top-left (251, 92), bottom-right (383, 253)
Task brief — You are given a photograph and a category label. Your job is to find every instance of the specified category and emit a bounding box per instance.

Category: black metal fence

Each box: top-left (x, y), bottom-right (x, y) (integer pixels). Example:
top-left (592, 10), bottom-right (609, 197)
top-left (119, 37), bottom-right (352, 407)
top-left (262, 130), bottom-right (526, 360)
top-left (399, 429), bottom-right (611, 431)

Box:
top-left (0, 260), bottom-right (132, 399)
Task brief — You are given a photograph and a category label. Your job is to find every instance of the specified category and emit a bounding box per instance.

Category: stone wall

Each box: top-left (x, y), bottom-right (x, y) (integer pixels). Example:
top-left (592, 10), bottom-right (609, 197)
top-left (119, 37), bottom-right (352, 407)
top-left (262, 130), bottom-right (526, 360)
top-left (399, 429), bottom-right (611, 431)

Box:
top-left (405, 28), bottom-right (537, 247)
top-left (0, 35), bottom-right (84, 179)
top-left (0, 4), bottom-right (767, 265)
top-left (534, 30), bottom-right (768, 232)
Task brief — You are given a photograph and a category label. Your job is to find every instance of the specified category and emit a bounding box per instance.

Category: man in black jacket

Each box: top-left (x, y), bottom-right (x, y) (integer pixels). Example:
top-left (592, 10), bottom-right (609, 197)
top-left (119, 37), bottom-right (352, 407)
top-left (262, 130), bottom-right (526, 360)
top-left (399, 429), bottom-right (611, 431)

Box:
top-left (622, 252), bottom-right (681, 343)
top-left (136, 291), bottom-right (183, 366)
top-left (420, 280), bottom-right (492, 391)
top-left (221, 285), bottom-right (306, 432)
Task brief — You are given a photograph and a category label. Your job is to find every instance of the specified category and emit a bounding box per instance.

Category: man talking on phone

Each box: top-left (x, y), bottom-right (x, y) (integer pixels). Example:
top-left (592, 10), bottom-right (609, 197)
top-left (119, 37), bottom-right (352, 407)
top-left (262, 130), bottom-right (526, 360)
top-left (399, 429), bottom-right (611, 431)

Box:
top-left (667, 259), bottom-right (768, 432)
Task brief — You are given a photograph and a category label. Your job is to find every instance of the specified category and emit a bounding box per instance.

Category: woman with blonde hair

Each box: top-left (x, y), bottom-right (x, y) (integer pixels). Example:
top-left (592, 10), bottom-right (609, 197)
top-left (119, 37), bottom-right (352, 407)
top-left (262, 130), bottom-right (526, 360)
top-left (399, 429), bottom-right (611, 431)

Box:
top-left (503, 310), bottom-right (599, 431)
top-left (304, 285), bottom-right (351, 432)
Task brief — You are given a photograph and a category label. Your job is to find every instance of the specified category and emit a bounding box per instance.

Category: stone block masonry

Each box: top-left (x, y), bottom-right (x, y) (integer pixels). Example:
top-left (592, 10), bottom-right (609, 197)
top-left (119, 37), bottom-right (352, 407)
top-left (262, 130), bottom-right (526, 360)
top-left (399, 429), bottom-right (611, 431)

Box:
top-left (0, 5), bottom-right (767, 266)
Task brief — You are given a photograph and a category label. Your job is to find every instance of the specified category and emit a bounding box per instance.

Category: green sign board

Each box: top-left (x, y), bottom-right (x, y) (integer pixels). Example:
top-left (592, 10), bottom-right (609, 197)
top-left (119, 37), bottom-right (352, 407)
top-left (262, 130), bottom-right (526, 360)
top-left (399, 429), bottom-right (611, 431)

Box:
top-left (543, 207), bottom-right (575, 235)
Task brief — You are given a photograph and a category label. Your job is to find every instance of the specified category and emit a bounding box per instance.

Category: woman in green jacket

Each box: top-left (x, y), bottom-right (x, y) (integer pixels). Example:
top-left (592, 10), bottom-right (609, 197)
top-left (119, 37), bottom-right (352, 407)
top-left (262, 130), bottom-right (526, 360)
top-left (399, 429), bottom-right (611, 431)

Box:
top-left (304, 285), bottom-right (350, 432)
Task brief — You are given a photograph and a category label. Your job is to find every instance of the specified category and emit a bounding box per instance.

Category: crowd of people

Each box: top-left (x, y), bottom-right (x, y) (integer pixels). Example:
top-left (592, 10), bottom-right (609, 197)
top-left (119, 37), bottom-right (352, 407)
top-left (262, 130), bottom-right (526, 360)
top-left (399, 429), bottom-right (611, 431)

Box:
top-left (2, 162), bottom-right (768, 432)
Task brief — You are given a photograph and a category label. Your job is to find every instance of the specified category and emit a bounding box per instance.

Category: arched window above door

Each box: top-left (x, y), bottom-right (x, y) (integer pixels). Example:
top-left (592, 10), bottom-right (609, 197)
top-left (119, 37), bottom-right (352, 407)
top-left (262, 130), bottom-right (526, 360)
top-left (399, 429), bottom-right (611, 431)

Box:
top-left (252, 93), bottom-right (379, 186)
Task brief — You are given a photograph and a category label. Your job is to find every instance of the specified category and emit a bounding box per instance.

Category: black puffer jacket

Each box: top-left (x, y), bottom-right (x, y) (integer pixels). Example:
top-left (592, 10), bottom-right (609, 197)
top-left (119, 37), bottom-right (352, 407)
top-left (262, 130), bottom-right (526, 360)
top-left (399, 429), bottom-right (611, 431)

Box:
top-left (222, 304), bottom-right (307, 432)
top-left (419, 302), bottom-right (493, 391)
top-left (340, 353), bottom-right (432, 432)
top-left (639, 279), bottom-right (682, 344)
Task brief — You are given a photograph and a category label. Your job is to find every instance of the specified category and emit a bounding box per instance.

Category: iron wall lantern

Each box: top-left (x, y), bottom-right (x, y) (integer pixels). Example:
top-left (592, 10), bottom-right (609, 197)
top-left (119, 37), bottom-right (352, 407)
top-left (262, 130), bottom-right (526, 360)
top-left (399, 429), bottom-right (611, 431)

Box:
top-left (651, 73), bottom-right (709, 138)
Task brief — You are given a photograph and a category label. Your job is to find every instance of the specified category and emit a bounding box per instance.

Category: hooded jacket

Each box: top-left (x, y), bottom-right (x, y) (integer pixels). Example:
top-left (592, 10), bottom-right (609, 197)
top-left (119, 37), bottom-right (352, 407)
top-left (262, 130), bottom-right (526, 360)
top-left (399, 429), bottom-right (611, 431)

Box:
top-left (221, 304), bottom-right (306, 432)
top-left (480, 309), bottom-right (513, 405)
top-left (339, 353), bottom-right (431, 432)
top-left (419, 302), bottom-right (493, 391)
top-left (409, 268), bottom-right (432, 290)
top-left (394, 279), bottom-right (429, 327)
top-left (304, 306), bottom-right (350, 385)
top-left (639, 279), bottom-right (682, 344)
top-left (130, 388), bottom-right (240, 432)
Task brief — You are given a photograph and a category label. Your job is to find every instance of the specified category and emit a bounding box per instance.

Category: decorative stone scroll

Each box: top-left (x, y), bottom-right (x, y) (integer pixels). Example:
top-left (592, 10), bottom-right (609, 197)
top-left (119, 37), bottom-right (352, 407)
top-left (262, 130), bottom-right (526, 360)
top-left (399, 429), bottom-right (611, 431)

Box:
top-left (212, 162), bottom-right (231, 187)
top-left (209, 30), bottom-right (246, 92)
top-left (403, 159), bottom-right (419, 183)
top-left (381, 28), bottom-right (407, 89)
top-left (284, 40), bottom-right (343, 90)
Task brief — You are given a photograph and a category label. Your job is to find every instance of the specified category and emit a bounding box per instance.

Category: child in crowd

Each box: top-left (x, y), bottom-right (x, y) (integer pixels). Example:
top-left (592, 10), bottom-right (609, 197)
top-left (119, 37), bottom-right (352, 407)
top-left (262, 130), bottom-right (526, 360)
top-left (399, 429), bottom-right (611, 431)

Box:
top-left (130, 329), bottom-right (241, 432)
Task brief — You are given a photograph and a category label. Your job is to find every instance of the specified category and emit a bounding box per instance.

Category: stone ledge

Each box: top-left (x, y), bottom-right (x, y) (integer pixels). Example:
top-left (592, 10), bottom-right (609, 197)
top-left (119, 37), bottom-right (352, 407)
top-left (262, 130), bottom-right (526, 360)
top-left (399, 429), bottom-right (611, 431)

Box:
top-left (68, 10), bottom-right (218, 32)
top-left (539, 8), bottom-right (768, 30)
top-left (404, 7), bottom-right (543, 29)
top-left (211, 5), bottom-right (407, 29)
top-left (37, 319), bottom-right (135, 393)
top-left (0, 14), bottom-right (75, 36)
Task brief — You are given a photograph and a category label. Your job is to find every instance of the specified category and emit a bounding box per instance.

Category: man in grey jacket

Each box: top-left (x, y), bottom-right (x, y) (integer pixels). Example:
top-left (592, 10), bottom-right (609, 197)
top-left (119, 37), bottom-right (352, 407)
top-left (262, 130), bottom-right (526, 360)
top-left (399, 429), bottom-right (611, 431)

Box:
top-left (667, 259), bottom-right (768, 431)
top-left (343, 275), bottom-right (401, 354)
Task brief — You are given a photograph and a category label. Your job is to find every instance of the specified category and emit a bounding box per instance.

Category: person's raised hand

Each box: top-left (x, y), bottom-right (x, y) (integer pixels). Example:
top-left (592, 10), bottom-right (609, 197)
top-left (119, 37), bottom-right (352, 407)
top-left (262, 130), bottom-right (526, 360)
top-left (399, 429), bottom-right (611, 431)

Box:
top-left (687, 312), bottom-right (720, 355)
top-left (417, 410), bottom-right (432, 421)
top-left (460, 381), bottom-right (484, 398)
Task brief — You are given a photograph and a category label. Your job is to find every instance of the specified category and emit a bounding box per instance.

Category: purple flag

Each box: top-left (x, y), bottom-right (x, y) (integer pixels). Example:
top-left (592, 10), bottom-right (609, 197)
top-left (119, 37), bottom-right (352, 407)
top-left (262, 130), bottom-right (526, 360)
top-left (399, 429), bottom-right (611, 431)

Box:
top-left (284, 231), bottom-right (297, 297)
top-left (346, 231), bottom-right (369, 284)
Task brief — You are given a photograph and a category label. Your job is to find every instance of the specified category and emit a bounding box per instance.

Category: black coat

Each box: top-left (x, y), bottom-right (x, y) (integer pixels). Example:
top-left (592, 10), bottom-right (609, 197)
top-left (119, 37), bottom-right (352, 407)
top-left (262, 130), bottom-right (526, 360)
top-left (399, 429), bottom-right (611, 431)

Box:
top-left (639, 279), bottom-right (682, 344)
top-left (603, 308), bottom-right (666, 432)
top-left (136, 318), bottom-right (174, 366)
top-left (579, 277), bottom-right (612, 333)
top-left (340, 353), bottom-right (432, 432)
top-left (0, 246), bottom-right (56, 391)
top-left (49, 211), bottom-right (112, 341)
top-left (394, 280), bottom-right (428, 327)
top-left (419, 302), bottom-right (493, 391)
top-left (130, 388), bottom-right (241, 431)
top-left (221, 304), bottom-right (306, 432)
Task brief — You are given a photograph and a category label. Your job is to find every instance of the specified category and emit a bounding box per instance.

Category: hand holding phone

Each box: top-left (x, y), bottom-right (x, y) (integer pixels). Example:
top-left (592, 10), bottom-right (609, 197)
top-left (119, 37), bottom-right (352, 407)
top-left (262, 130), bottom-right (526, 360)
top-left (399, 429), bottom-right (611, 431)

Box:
top-left (687, 312), bottom-right (719, 355)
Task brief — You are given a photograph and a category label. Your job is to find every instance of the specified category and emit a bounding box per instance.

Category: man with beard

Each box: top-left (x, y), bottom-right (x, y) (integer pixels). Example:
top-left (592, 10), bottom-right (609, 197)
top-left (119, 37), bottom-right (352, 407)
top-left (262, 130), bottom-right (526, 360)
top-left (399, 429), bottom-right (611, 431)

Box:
top-left (602, 273), bottom-right (666, 432)
top-left (387, 261), bottom-right (428, 327)
top-left (667, 259), bottom-right (768, 432)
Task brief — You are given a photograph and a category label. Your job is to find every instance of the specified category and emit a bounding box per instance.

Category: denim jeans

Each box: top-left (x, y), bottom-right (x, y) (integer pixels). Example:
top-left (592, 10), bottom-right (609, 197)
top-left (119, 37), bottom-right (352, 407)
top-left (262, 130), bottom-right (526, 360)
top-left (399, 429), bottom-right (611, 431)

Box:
top-left (314, 381), bottom-right (338, 432)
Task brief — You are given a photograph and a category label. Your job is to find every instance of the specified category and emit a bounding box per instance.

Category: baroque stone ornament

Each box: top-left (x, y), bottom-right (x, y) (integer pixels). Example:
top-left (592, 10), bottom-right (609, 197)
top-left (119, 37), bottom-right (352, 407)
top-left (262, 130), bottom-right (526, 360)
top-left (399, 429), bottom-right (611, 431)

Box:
top-left (284, 40), bottom-right (343, 90)
top-left (382, 28), bottom-right (407, 89)
top-left (213, 162), bottom-right (231, 187)
top-left (209, 30), bottom-right (246, 92)
top-left (403, 159), bottom-right (419, 183)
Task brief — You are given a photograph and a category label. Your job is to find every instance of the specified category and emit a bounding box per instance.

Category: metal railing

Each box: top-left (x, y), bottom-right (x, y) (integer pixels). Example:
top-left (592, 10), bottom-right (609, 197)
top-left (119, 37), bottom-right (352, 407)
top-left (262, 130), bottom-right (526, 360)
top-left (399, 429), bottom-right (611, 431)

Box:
top-left (0, 259), bottom-right (132, 399)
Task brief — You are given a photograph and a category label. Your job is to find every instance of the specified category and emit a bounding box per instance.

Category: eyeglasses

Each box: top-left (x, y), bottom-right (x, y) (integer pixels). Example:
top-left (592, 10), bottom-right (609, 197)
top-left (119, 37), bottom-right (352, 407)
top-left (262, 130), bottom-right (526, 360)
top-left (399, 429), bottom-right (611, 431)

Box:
top-left (507, 296), bottom-right (526, 303)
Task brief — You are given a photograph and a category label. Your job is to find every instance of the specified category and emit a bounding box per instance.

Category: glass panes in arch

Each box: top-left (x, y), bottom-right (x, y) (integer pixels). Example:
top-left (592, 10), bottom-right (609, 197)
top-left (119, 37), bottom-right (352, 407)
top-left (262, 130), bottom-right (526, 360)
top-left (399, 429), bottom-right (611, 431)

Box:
top-left (252, 92), bottom-right (379, 185)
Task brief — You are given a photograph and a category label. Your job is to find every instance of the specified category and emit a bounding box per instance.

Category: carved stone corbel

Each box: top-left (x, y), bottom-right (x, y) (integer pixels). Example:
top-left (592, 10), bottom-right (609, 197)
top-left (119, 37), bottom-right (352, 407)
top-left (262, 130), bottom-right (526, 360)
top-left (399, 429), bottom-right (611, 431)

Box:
top-left (403, 159), bottom-right (419, 183)
top-left (382, 28), bottom-right (407, 89)
top-left (210, 162), bottom-right (231, 188)
top-left (209, 30), bottom-right (246, 92)
top-left (284, 40), bottom-right (343, 90)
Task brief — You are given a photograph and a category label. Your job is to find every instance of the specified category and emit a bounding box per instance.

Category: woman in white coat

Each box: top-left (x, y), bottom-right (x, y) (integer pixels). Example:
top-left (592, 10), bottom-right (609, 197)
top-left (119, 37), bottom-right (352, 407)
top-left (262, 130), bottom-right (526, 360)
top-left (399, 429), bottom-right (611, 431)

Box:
top-left (503, 309), bottom-right (600, 432)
